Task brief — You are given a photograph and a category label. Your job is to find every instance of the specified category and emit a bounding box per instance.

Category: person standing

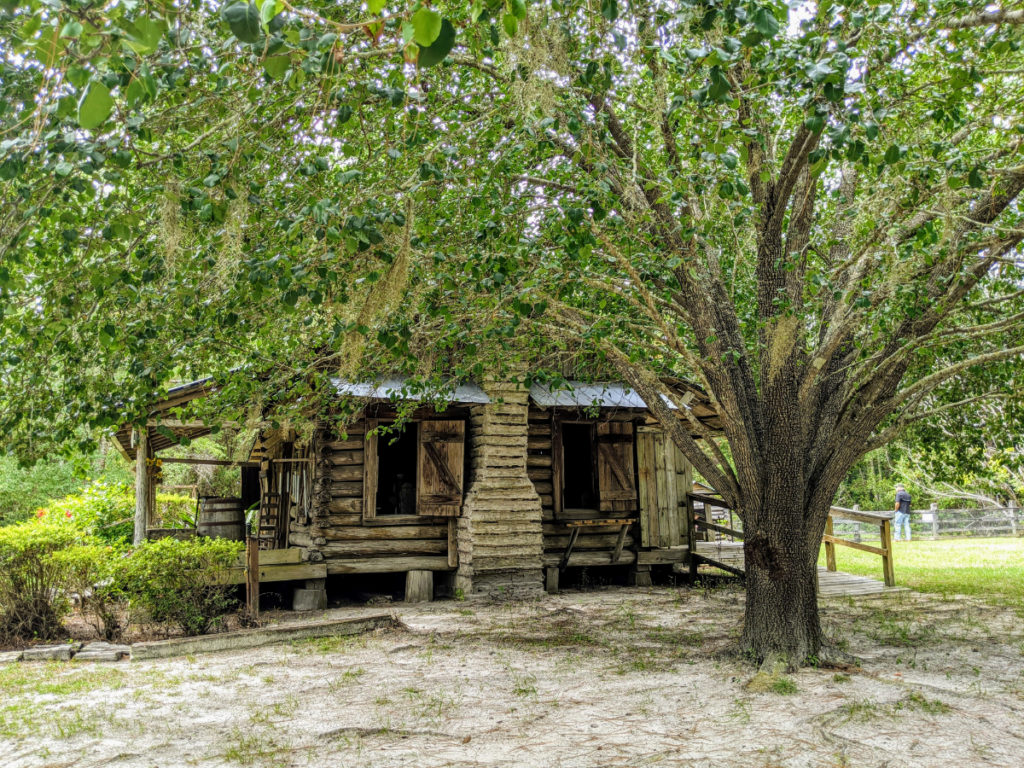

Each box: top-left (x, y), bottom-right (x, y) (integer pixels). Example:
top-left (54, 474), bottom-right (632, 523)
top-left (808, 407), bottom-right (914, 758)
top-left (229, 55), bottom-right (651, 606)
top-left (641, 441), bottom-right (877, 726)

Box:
top-left (894, 484), bottom-right (912, 541)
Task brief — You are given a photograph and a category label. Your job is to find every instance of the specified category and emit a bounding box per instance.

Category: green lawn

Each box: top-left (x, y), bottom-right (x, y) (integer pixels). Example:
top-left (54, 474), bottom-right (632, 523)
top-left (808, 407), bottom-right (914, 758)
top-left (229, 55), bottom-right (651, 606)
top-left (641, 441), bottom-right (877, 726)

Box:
top-left (819, 537), bottom-right (1024, 606)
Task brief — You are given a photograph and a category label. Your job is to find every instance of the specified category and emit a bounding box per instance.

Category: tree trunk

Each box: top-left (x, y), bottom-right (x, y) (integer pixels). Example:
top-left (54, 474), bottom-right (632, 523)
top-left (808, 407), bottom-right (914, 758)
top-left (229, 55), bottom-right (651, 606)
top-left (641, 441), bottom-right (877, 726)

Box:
top-left (739, 476), bottom-right (826, 668)
top-left (740, 529), bottom-right (821, 668)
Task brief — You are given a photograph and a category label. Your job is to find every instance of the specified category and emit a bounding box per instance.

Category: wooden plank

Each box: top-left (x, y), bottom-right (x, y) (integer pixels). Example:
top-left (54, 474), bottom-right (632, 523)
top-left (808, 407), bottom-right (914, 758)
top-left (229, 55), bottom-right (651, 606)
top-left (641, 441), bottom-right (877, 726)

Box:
top-left (316, 525), bottom-right (446, 540)
top-left (695, 519), bottom-right (745, 539)
top-left (824, 516), bottom-right (837, 572)
top-left (543, 550), bottom-right (637, 567)
top-left (326, 498), bottom-right (363, 515)
top-left (447, 519), bottom-right (458, 568)
top-left (326, 556), bottom-right (453, 574)
top-left (363, 422), bottom-right (379, 520)
top-left (160, 457), bottom-right (261, 468)
top-left (881, 518), bottom-right (896, 587)
top-left (323, 439), bottom-right (364, 451)
top-left (565, 518), bottom-right (636, 527)
top-left (637, 548), bottom-right (688, 564)
top-left (330, 465), bottom-right (364, 482)
top-left (822, 535), bottom-right (886, 557)
top-left (328, 450), bottom-right (364, 466)
top-left (331, 482), bottom-right (363, 498)
top-left (317, 539), bottom-right (447, 556)
top-left (829, 506), bottom-right (892, 524)
top-left (245, 537), bottom-right (259, 619)
top-left (234, 548), bottom-right (303, 566)
top-left (227, 562), bottom-right (327, 585)
top-left (551, 418), bottom-right (563, 518)
top-left (636, 430), bottom-right (657, 548)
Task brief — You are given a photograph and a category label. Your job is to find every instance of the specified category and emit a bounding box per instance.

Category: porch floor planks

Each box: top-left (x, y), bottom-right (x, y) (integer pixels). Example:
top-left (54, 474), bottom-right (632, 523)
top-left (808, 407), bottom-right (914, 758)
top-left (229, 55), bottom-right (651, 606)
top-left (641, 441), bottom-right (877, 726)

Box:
top-left (693, 541), bottom-right (909, 599)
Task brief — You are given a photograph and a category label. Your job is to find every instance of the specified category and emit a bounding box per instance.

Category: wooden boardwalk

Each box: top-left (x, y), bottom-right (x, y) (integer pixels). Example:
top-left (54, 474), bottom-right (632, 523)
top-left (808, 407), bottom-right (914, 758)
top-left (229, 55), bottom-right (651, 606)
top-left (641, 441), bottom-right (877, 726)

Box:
top-left (693, 541), bottom-right (908, 598)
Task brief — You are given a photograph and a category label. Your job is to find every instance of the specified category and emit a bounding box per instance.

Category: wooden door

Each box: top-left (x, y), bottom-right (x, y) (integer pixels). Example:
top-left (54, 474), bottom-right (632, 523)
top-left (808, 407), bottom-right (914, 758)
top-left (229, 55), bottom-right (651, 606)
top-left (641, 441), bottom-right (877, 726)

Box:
top-left (417, 420), bottom-right (466, 517)
top-left (596, 421), bottom-right (638, 514)
top-left (637, 427), bottom-right (691, 547)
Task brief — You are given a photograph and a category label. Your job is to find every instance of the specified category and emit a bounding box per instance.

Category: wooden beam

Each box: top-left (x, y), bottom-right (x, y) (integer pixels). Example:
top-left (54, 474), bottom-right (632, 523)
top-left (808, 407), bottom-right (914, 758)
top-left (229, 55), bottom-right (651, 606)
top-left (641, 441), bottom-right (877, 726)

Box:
top-left (133, 428), bottom-right (150, 547)
top-left (158, 457), bottom-right (260, 467)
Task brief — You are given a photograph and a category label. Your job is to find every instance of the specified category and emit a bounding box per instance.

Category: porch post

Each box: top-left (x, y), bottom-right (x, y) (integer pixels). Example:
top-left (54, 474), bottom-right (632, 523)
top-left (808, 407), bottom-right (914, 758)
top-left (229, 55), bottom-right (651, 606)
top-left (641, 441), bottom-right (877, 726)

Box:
top-left (134, 427), bottom-right (151, 546)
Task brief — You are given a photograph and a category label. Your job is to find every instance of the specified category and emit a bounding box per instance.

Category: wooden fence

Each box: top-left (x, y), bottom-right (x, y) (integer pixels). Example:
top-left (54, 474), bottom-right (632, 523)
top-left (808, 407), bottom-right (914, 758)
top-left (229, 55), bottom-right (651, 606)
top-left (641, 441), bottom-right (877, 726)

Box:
top-left (831, 504), bottom-right (1023, 541)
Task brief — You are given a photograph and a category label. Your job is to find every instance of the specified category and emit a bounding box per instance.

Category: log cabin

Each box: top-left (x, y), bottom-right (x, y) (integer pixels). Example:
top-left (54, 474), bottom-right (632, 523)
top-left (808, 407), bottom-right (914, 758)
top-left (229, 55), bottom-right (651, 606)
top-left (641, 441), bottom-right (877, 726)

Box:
top-left (112, 376), bottom-right (723, 604)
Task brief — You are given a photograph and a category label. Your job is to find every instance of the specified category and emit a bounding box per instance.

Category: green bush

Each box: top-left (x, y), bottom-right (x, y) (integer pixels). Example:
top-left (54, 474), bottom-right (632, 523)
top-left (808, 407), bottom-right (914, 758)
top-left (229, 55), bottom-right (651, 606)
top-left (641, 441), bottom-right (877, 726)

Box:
top-left (54, 543), bottom-right (131, 642)
top-left (36, 483), bottom-right (194, 544)
top-left (122, 537), bottom-right (243, 636)
top-left (0, 521), bottom-right (85, 643)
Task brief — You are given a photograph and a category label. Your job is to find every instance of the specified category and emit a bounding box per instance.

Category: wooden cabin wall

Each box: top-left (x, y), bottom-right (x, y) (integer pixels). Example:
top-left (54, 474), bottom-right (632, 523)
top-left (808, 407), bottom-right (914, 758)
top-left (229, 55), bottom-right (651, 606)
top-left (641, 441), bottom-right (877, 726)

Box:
top-left (528, 407), bottom-right (639, 568)
top-left (287, 418), bottom-right (450, 576)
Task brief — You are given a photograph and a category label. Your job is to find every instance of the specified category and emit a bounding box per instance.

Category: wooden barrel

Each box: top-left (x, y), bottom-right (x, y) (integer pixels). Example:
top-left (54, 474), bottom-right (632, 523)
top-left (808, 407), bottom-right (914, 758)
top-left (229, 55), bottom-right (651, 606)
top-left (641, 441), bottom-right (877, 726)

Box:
top-left (197, 497), bottom-right (245, 541)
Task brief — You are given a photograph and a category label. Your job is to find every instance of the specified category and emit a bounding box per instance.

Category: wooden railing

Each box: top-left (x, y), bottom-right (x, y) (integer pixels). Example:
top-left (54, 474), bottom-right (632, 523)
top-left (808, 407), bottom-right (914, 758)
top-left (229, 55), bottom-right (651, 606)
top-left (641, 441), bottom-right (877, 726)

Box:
top-left (687, 492), bottom-right (744, 542)
top-left (825, 506), bottom-right (895, 587)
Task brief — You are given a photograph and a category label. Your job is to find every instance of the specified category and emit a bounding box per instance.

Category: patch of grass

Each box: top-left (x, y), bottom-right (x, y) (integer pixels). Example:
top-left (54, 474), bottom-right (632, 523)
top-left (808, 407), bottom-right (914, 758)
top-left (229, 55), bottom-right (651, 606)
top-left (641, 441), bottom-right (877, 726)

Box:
top-left (746, 671), bottom-right (798, 695)
top-left (832, 672), bottom-right (851, 683)
top-left (328, 667), bottom-right (365, 692)
top-left (833, 699), bottom-right (882, 723)
top-left (221, 726), bottom-right (287, 767)
top-left (291, 634), bottom-right (365, 654)
top-left (819, 537), bottom-right (1024, 606)
top-left (510, 670), bottom-right (538, 697)
top-left (0, 662), bottom-right (127, 697)
top-left (896, 691), bottom-right (950, 715)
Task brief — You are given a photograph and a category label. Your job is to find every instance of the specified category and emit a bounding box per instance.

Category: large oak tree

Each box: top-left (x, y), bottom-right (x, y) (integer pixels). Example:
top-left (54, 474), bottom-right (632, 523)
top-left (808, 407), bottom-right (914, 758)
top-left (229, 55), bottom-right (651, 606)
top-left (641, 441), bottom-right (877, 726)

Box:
top-left (2, 0), bottom-right (1023, 666)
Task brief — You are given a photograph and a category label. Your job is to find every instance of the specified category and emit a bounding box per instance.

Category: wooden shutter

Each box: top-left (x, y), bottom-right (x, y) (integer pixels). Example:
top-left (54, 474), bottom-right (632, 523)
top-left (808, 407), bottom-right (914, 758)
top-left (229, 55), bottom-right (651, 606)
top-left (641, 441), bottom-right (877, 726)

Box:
top-left (596, 422), bottom-right (638, 514)
top-left (417, 420), bottom-right (465, 517)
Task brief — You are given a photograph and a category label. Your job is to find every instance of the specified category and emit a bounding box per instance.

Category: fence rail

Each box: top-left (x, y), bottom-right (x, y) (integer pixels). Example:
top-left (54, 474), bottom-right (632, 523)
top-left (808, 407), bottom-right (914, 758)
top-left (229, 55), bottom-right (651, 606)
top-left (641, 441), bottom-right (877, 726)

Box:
top-left (830, 504), bottom-right (1023, 541)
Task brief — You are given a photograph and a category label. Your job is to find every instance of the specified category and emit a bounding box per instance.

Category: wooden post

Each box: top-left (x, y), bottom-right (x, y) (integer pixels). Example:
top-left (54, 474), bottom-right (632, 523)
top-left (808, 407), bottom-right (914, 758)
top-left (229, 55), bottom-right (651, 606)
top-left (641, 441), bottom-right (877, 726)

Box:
top-left (685, 493), bottom-right (698, 583)
top-left (405, 570), bottom-right (433, 602)
top-left (245, 536), bottom-right (260, 620)
top-left (853, 504), bottom-right (862, 542)
top-left (133, 428), bottom-right (150, 546)
top-left (930, 503), bottom-right (939, 539)
top-left (1010, 504), bottom-right (1018, 537)
top-left (824, 514), bottom-right (837, 572)
top-left (880, 518), bottom-right (895, 587)
top-left (545, 566), bottom-right (560, 594)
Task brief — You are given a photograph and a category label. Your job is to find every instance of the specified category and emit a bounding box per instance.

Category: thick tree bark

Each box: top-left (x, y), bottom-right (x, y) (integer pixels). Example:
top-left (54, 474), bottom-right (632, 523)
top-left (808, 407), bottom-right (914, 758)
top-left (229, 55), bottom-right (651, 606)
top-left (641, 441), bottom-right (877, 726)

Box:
top-left (740, 500), bottom-right (824, 667)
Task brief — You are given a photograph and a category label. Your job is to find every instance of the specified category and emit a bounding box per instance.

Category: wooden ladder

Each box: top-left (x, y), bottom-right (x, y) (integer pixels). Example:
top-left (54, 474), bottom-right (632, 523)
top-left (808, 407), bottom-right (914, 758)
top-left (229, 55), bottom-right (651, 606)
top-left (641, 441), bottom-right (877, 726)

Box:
top-left (258, 492), bottom-right (281, 550)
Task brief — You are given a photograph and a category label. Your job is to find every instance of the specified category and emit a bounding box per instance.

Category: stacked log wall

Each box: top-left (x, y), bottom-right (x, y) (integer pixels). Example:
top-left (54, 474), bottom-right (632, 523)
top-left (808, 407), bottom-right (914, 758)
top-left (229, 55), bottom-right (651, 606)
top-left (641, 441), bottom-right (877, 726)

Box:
top-left (288, 418), bottom-right (449, 575)
top-left (456, 385), bottom-right (545, 599)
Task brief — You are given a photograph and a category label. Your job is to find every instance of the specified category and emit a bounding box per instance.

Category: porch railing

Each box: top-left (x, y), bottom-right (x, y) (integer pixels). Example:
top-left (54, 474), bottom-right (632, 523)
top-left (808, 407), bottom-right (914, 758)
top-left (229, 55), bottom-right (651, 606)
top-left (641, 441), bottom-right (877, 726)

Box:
top-left (825, 506), bottom-right (895, 587)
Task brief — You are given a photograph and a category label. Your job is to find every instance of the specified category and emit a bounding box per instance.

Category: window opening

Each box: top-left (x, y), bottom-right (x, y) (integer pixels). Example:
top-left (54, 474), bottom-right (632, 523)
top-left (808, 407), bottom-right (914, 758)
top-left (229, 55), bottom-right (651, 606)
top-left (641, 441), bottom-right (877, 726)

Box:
top-left (376, 424), bottom-right (418, 515)
top-left (562, 423), bottom-right (597, 509)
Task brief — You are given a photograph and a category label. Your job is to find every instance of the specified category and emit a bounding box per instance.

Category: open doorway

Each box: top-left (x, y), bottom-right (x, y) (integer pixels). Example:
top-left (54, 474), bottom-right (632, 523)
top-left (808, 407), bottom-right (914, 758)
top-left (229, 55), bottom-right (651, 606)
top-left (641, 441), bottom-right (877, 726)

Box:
top-left (376, 424), bottom-right (418, 515)
top-left (562, 422), bottom-right (597, 510)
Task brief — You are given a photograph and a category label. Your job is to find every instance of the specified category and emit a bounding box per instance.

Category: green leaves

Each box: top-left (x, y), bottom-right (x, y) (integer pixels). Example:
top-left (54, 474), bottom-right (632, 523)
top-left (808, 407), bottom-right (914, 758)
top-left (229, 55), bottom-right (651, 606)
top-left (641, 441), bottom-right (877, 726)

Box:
top-left (751, 7), bottom-right (779, 38)
top-left (120, 16), bottom-right (166, 55)
top-left (367, 0), bottom-right (387, 14)
top-left (222, 2), bottom-right (262, 44)
top-left (417, 19), bottom-right (455, 67)
top-left (77, 81), bottom-right (114, 130)
top-left (412, 8), bottom-right (442, 46)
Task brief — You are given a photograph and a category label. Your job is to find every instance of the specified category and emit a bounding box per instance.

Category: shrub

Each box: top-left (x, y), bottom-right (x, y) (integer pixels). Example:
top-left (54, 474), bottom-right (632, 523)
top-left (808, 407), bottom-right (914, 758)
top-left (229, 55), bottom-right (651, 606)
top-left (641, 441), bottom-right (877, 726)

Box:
top-left (0, 521), bottom-right (84, 643)
top-left (54, 543), bottom-right (131, 642)
top-left (122, 537), bottom-right (243, 636)
top-left (35, 483), bottom-right (194, 543)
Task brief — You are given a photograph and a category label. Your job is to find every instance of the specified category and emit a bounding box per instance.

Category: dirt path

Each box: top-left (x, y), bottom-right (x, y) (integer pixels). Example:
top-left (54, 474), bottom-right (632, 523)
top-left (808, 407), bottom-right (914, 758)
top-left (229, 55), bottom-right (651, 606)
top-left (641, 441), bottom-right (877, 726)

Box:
top-left (2, 585), bottom-right (1022, 767)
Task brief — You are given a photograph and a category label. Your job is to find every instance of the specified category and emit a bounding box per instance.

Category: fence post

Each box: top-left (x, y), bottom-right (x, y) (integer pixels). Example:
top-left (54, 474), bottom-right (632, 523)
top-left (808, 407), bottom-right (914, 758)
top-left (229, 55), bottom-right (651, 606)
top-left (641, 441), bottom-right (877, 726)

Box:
top-left (930, 502), bottom-right (939, 540)
top-left (880, 517), bottom-right (896, 587)
top-left (1009, 505), bottom-right (1018, 537)
top-left (245, 535), bottom-right (260, 620)
top-left (824, 514), bottom-right (837, 572)
top-left (853, 504), bottom-right (862, 542)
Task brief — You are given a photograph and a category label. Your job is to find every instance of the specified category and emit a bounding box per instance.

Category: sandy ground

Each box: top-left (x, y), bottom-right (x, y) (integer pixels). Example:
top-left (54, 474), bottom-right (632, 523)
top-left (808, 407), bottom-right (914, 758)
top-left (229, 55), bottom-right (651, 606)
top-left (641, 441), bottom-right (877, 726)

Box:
top-left (2, 584), bottom-right (1023, 768)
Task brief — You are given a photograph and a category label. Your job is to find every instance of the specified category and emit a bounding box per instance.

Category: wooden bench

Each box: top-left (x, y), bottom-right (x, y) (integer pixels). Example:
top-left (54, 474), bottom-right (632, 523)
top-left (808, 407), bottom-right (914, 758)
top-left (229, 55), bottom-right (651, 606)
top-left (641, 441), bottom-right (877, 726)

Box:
top-left (560, 518), bottom-right (636, 570)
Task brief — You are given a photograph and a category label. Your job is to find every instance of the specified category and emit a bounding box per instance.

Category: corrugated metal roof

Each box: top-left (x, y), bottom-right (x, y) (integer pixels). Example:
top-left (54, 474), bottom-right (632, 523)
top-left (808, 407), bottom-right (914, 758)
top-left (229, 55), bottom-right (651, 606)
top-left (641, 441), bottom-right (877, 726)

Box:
top-left (331, 377), bottom-right (491, 404)
top-left (529, 381), bottom-right (679, 410)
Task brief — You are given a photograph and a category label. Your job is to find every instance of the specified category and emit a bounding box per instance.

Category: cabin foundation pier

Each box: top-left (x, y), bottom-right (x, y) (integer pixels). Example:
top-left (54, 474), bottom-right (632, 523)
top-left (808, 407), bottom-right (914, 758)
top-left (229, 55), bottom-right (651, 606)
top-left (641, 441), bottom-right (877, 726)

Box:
top-left (456, 382), bottom-right (545, 600)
